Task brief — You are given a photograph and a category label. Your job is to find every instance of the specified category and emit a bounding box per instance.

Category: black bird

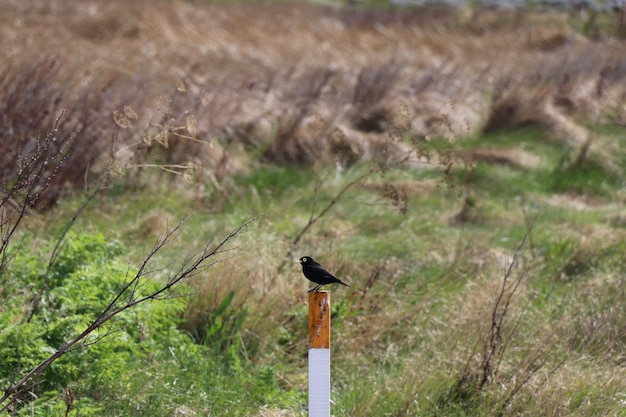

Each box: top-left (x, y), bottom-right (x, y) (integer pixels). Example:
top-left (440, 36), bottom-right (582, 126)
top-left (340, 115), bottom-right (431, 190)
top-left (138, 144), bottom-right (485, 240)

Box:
top-left (297, 256), bottom-right (350, 292)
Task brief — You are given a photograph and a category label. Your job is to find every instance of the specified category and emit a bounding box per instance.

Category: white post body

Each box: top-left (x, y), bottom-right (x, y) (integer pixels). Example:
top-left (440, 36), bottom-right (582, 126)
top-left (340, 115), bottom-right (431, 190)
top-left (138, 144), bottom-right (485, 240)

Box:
top-left (308, 348), bottom-right (330, 417)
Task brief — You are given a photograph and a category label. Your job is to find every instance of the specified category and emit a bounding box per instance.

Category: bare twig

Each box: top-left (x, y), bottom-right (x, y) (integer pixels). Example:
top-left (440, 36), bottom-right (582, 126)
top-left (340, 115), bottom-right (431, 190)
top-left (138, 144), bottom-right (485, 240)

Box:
top-left (276, 167), bottom-right (379, 274)
top-left (1, 116), bottom-right (71, 296)
top-left (477, 208), bottom-right (544, 391)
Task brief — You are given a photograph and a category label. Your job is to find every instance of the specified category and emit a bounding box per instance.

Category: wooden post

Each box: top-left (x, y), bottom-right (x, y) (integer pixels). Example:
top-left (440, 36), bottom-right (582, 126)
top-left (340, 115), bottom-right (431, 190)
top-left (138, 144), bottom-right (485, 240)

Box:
top-left (308, 291), bottom-right (330, 417)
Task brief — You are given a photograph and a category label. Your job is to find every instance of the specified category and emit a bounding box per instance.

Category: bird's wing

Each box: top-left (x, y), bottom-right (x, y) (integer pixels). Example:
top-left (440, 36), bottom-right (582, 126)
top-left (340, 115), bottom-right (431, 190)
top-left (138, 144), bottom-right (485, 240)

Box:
top-left (310, 263), bottom-right (339, 279)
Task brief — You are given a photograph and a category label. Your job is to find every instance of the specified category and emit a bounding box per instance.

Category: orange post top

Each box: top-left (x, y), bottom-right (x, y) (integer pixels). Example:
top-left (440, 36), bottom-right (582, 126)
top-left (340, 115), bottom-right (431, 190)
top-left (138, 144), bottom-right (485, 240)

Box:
top-left (308, 291), bottom-right (331, 349)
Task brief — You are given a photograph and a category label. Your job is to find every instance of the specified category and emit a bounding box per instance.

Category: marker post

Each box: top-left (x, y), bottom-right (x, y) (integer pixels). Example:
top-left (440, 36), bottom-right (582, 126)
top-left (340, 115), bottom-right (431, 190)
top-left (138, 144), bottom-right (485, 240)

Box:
top-left (308, 290), bottom-right (331, 417)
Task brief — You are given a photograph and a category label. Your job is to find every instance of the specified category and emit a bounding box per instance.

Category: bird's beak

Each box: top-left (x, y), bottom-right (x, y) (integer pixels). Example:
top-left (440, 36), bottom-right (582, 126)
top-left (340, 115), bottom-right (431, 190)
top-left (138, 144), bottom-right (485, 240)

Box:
top-left (295, 259), bottom-right (301, 263)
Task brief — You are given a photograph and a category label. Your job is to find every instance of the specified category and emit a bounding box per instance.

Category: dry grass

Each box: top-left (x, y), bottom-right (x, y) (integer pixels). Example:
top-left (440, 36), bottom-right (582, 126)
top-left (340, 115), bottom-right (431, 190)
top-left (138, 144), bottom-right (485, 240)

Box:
top-left (1, 0), bottom-right (625, 203)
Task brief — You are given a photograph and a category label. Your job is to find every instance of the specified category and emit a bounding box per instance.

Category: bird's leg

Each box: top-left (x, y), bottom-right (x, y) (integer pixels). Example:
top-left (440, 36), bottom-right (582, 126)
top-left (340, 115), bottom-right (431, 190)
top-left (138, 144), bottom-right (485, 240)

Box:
top-left (308, 284), bottom-right (322, 292)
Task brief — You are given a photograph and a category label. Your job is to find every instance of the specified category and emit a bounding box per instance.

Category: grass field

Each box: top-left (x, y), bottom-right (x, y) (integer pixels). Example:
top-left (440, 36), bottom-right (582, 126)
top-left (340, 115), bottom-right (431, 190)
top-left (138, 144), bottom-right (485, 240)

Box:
top-left (1, 0), bottom-right (625, 416)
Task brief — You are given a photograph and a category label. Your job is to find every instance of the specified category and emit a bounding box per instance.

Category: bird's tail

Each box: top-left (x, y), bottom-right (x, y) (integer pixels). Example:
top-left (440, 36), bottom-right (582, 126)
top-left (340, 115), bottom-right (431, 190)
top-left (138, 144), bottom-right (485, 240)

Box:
top-left (339, 281), bottom-right (350, 287)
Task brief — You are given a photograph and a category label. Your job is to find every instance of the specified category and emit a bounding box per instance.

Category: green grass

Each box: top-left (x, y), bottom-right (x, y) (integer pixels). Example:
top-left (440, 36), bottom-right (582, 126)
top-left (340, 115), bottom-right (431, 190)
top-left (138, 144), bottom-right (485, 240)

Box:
top-left (5, 119), bottom-right (626, 417)
top-left (22, 128), bottom-right (624, 413)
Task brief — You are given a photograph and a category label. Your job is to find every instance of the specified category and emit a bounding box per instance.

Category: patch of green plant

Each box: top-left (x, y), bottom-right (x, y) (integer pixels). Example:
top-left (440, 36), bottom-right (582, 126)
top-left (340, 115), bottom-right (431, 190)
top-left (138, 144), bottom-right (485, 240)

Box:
top-left (107, 341), bottom-right (304, 417)
top-left (232, 165), bottom-right (314, 200)
top-left (454, 126), bottom-right (625, 200)
top-left (190, 290), bottom-right (248, 354)
top-left (432, 375), bottom-right (483, 416)
top-left (0, 233), bottom-right (184, 411)
top-left (548, 150), bottom-right (624, 196)
top-left (470, 127), bottom-right (549, 149)
top-left (462, 162), bottom-right (529, 198)
top-left (0, 232), bottom-right (301, 416)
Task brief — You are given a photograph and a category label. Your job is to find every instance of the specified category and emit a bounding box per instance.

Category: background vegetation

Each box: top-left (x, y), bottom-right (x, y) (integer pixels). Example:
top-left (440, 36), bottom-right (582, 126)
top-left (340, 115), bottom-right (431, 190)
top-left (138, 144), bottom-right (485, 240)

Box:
top-left (1, 0), bottom-right (625, 415)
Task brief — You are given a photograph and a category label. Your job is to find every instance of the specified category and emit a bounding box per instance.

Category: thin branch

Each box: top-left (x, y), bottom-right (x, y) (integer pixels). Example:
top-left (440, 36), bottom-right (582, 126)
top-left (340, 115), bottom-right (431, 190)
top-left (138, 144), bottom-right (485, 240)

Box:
top-left (478, 208), bottom-right (544, 390)
top-left (1, 115), bottom-right (72, 302)
top-left (277, 167), bottom-right (378, 274)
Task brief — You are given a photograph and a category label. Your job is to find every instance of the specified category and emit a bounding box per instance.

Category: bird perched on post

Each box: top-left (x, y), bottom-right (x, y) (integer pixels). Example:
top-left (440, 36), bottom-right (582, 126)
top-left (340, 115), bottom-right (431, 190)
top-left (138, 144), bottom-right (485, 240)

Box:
top-left (297, 256), bottom-right (350, 292)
